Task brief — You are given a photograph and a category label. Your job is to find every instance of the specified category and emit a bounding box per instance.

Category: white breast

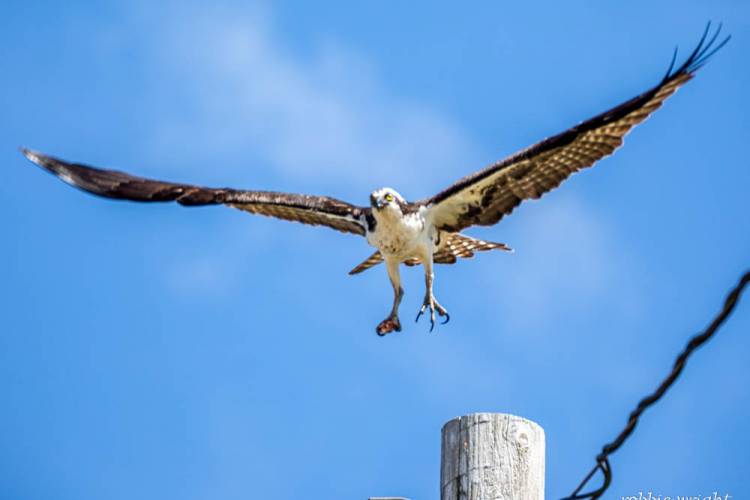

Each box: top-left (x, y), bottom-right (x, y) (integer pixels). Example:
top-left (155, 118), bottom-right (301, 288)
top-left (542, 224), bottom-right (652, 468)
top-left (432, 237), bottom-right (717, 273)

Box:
top-left (367, 206), bottom-right (434, 259)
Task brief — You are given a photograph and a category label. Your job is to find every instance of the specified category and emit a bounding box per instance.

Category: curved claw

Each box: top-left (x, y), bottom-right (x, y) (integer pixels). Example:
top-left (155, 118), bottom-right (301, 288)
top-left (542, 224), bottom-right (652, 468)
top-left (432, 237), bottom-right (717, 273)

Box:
top-left (417, 300), bottom-right (449, 331)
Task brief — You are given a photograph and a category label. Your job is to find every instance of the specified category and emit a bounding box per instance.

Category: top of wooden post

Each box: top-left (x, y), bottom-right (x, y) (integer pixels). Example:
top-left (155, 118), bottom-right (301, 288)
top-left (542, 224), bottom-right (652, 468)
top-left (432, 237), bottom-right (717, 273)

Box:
top-left (441, 413), bottom-right (545, 500)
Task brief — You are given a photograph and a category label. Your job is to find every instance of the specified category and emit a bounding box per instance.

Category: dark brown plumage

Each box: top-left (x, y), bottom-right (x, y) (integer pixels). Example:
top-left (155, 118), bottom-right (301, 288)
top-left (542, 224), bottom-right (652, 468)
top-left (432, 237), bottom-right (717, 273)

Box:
top-left (421, 23), bottom-right (730, 232)
top-left (20, 148), bottom-right (368, 236)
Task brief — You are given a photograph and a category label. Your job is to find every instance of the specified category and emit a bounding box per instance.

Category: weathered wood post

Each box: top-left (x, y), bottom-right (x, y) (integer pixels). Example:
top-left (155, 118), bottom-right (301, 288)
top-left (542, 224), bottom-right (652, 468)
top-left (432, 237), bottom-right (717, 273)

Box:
top-left (441, 413), bottom-right (545, 500)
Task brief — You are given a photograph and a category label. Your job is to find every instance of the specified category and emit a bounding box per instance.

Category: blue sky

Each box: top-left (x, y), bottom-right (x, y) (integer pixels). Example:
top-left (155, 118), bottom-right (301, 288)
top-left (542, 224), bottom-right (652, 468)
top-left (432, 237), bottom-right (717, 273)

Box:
top-left (2, 1), bottom-right (749, 499)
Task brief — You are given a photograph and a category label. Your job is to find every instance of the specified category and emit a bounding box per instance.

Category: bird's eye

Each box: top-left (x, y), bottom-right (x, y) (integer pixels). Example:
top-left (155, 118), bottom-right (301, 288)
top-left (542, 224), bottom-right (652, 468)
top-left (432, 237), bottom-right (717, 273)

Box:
top-left (385, 193), bottom-right (394, 202)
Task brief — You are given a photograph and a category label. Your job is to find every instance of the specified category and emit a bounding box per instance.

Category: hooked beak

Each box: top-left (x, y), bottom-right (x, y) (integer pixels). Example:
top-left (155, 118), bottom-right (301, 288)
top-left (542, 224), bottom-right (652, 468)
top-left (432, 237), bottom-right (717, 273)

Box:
top-left (371, 195), bottom-right (386, 210)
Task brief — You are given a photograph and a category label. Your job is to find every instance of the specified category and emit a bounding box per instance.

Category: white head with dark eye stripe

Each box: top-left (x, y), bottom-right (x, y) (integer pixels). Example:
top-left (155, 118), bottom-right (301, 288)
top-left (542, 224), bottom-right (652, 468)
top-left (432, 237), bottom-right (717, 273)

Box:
top-left (370, 188), bottom-right (406, 213)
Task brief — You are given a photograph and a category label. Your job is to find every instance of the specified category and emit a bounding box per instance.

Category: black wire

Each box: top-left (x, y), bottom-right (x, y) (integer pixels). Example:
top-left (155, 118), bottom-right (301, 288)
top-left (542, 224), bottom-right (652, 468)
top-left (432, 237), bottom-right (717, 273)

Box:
top-left (562, 270), bottom-right (750, 500)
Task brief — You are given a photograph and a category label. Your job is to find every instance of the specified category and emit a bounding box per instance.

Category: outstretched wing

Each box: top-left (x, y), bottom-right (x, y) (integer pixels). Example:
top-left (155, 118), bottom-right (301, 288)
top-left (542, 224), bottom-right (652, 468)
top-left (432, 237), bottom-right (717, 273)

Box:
top-left (21, 149), bottom-right (369, 236)
top-left (422, 24), bottom-right (729, 233)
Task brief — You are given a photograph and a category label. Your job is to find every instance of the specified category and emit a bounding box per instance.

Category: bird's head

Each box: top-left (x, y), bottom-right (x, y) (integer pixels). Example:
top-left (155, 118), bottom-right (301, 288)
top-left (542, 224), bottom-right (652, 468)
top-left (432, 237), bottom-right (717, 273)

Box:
top-left (370, 187), bottom-right (406, 213)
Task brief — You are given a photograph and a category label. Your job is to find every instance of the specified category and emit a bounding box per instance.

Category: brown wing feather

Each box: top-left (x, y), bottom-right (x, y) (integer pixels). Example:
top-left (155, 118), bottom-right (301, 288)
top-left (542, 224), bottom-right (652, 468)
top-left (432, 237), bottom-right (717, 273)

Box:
top-left (348, 250), bottom-right (384, 275)
top-left (423, 25), bottom-right (729, 232)
top-left (21, 149), bottom-right (368, 236)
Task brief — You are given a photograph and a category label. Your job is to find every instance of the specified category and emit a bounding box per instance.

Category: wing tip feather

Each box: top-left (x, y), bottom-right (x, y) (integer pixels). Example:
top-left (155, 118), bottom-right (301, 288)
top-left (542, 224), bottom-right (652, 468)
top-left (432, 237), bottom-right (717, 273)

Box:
top-left (667, 22), bottom-right (731, 82)
top-left (20, 147), bottom-right (46, 168)
top-left (20, 147), bottom-right (82, 188)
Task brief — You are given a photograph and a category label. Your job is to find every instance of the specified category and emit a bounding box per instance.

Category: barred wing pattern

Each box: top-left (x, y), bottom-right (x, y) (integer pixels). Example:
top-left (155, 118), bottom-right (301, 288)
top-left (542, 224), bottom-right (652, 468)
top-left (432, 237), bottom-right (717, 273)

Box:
top-left (21, 149), bottom-right (368, 236)
top-left (227, 194), bottom-right (367, 235)
top-left (348, 233), bottom-right (511, 275)
top-left (424, 24), bottom-right (729, 233)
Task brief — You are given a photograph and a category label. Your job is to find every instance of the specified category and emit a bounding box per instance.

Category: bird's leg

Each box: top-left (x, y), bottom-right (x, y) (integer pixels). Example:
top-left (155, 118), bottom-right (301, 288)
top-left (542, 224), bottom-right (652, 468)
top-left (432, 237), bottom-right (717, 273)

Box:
top-left (415, 256), bottom-right (449, 332)
top-left (376, 258), bottom-right (404, 336)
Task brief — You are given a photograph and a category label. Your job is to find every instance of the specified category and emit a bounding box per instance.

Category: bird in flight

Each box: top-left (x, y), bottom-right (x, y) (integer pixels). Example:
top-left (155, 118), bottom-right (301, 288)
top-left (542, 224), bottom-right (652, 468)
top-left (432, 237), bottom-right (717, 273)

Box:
top-left (22, 25), bottom-right (728, 336)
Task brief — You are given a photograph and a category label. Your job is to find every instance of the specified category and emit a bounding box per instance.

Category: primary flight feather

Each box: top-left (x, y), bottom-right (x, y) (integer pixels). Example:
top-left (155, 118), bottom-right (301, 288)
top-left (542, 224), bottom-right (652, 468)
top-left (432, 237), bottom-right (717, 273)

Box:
top-left (21, 24), bottom-right (729, 336)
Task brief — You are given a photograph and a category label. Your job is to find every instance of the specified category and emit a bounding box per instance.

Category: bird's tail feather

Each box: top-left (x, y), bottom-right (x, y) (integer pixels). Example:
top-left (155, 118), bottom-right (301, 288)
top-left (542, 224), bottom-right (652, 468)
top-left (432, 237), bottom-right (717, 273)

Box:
top-left (348, 233), bottom-right (511, 275)
top-left (349, 250), bottom-right (384, 275)
top-left (430, 233), bottom-right (512, 265)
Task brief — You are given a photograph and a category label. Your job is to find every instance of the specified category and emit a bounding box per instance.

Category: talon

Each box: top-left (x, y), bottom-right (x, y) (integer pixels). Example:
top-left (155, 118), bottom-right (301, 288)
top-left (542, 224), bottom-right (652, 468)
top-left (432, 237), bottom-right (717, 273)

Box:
top-left (415, 306), bottom-right (425, 323)
top-left (417, 296), bottom-right (450, 332)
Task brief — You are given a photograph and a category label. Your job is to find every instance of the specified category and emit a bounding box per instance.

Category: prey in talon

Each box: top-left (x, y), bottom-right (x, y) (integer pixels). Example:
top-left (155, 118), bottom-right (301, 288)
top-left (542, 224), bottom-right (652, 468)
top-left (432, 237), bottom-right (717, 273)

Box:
top-left (18, 25), bottom-right (729, 336)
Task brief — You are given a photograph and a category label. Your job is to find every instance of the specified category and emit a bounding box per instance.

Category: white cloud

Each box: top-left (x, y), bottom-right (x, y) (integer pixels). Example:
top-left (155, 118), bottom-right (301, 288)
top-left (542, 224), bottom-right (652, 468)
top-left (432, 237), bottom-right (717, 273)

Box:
top-left (467, 194), bottom-right (644, 336)
top-left (166, 253), bottom-right (235, 297)
top-left (143, 3), bottom-right (477, 195)
top-left (506, 197), bottom-right (614, 300)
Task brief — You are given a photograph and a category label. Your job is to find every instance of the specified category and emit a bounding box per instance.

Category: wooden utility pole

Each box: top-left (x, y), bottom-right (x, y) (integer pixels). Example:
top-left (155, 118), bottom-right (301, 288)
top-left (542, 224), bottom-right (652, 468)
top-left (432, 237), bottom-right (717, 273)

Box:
top-left (369, 413), bottom-right (545, 500)
top-left (441, 413), bottom-right (545, 500)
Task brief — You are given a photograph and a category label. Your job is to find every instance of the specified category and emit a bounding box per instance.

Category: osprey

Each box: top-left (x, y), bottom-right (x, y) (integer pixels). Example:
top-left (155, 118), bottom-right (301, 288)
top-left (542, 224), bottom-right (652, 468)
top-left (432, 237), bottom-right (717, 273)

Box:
top-left (21, 25), bottom-right (728, 336)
